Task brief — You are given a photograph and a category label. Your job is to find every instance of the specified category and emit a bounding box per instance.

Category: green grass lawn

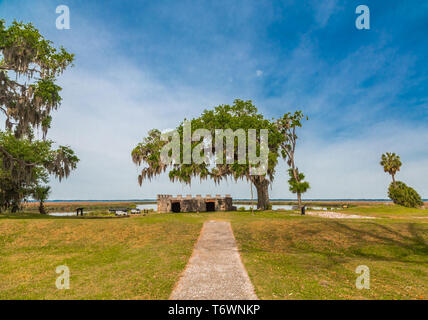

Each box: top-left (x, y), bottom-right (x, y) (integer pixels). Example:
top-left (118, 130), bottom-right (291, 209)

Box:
top-left (230, 211), bottom-right (428, 299)
top-left (0, 206), bottom-right (427, 299)
top-left (0, 213), bottom-right (203, 299)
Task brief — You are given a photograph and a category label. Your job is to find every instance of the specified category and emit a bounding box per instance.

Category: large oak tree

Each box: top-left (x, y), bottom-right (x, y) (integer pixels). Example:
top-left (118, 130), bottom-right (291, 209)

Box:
top-left (132, 100), bottom-right (287, 210)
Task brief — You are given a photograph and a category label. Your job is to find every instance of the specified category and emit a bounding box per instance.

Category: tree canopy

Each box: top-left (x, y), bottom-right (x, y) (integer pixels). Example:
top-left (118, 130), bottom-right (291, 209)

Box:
top-left (380, 152), bottom-right (402, 184)
top-left (0, 131), bottom-right (78, 212)
top-left (132, 99), bottom-right (285, 209)
top-left (287, 169), bottom-right (310, 198)
top-left (0, 20), bottom-right (74, 137)
top-left (388, 181), bottom-right (423, 208)
top-left (0, 19), bottom-right (78, 211)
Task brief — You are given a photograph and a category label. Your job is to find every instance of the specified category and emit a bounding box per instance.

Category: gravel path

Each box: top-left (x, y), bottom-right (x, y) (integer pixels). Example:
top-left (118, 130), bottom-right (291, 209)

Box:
top-left (170, 220), bottom-right (258, 300)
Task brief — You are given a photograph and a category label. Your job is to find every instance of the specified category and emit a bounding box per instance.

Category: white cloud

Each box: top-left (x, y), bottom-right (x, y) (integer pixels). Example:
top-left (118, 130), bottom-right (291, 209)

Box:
top-left (47, 60), bottom-right (233, 199)
top-left (268, 121), bottom-right (428, 199)
top-left (312, 0), bottom-right (341, 28)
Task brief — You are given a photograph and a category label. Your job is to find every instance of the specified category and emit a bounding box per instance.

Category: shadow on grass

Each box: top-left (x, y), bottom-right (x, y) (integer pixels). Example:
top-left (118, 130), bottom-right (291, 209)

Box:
top-left (237, 218), bottom-right (428, 267)
top-left (330, 221), bottom-right (428, 261)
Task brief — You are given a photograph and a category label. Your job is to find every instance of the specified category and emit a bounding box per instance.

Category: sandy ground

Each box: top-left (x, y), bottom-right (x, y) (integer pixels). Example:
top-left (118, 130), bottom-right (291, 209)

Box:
top-left (170, 220), bottom-right (258, 300)
top-left (306, 211), bottom-right (376, 219)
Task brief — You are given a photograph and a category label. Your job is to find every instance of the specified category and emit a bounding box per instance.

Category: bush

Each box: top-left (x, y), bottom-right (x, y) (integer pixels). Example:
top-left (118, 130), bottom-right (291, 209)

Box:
top-left (388, 181), bottom-right (423, 208)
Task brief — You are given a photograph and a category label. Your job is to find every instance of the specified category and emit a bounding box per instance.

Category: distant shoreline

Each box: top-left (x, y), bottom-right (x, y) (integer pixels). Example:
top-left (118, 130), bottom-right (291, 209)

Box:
top-left (27, 198), bottom-right (427, 202)
top-left (23, 199), bottom-right (428, 208)
top-left (22, 199), bottom-right (428, 210)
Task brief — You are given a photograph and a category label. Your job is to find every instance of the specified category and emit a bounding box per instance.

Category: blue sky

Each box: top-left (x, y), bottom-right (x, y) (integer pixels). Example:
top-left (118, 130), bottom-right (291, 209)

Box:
top-left (1, 0), bottom-right (427, 199)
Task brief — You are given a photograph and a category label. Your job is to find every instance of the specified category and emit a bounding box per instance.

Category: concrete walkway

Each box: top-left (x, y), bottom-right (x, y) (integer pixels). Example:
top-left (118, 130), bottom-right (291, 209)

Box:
top-left (170, 220), bottom-right (258, 300)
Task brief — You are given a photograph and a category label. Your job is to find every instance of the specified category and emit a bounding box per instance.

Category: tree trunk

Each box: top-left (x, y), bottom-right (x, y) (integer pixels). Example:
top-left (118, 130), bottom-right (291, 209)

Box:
top-left (291, 164), bottom-right (302, 208)
top-left (253, 178), bottom-right (270, 210)
top-left (39, 201), bottom-right (46, 214)
top-left (392, 174), bottom-right (396, 186)
top-left (11, 200), bottom-right (19, 213)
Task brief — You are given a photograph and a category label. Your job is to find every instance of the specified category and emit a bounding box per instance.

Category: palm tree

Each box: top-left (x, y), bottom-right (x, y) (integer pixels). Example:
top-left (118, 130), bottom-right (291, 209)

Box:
top-left (32, 186), bottom-right (51, 214)
top-left (380, 152), bottom-right (402, 185)
top-left (287, 169), bottom-right (310, 213)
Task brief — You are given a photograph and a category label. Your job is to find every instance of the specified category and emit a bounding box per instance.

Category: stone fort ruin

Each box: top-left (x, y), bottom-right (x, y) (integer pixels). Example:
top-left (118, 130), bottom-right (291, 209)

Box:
top-left (157, 194), bottom-right (236, 213)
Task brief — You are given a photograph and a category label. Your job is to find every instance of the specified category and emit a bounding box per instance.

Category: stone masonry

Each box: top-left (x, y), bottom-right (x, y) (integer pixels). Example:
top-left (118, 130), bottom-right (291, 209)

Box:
top-left (157, 194), bottom-right (236, 213)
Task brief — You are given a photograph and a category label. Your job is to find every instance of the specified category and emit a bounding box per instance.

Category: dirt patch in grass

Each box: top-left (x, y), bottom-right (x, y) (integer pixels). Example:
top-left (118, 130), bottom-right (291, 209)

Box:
top-left (306, 211), bottom-right (375, 219)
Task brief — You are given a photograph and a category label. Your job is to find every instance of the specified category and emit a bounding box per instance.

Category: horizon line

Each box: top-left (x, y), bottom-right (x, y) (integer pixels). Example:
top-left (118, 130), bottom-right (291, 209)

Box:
top-left (26, 198), bottom-right (428, 202)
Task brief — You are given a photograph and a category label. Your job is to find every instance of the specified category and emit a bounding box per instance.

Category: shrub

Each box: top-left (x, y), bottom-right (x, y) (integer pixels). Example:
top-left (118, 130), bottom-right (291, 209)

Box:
top-left (388, 181), bottom-right (423, 208)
